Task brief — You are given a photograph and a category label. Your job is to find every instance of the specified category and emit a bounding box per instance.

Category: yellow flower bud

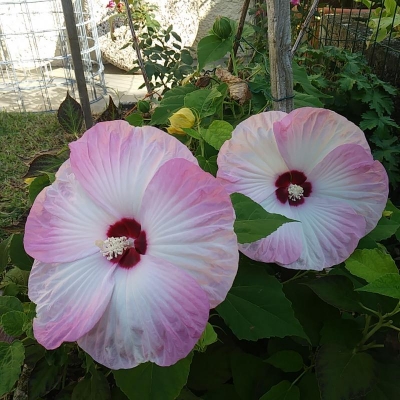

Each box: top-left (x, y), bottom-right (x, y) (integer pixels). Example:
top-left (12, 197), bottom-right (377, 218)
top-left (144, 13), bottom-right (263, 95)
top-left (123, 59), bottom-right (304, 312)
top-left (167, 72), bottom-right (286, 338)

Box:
top-left (167, 108), bottom-right (195, 134)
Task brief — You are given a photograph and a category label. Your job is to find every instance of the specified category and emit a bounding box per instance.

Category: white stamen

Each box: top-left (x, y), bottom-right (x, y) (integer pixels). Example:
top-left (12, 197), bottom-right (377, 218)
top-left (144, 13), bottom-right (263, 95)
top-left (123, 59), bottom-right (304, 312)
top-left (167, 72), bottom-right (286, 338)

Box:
top-left (95, 236), bottom-right (133, 260)
top-left (288, 183), bottom-right (304, 201)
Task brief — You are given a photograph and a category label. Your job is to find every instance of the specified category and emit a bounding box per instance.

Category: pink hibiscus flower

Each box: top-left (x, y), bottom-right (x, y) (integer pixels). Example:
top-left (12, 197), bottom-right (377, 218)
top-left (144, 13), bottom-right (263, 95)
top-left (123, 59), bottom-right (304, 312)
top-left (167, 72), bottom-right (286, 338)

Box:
top-left (217, 107), bottom-right (388, 271)
top-left (290, 0), bottom-right (300, 6)
top-left (25, 120), bottom-right (238, 369)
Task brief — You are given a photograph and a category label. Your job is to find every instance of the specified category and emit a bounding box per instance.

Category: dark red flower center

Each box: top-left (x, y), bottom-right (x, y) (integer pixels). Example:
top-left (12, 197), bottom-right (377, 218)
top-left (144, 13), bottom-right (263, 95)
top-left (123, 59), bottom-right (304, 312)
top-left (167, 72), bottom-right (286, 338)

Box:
top-left (275, 170), bottom-right (312, 206)
top-left (104, 218), bottom-right (147, 269)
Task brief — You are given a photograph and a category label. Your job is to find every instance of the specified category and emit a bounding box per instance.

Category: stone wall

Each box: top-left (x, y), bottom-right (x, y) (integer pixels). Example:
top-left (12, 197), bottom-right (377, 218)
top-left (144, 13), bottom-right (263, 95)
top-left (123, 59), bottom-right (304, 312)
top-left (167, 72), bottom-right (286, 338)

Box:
top-left (92, 0), bottom-right (246, 70)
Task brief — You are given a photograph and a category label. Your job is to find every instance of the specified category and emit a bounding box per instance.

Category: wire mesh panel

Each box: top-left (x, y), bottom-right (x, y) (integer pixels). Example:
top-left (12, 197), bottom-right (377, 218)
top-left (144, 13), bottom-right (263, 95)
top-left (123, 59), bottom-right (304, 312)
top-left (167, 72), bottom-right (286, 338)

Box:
top-left (312, 1), bottom-right (400, 87)
top-left (0, 0), bottom-right (106, 112)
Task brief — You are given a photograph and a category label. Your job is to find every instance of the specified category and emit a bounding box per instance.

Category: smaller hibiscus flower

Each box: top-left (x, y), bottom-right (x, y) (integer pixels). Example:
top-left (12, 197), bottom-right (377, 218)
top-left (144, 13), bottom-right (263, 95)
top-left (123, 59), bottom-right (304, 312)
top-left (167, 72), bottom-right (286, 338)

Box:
top-left (217, 108), bottom-right (388, 271)
top-left (25, 121), bottom-right (238, 369)
top-left (290, 0), bottom-right (300, 6)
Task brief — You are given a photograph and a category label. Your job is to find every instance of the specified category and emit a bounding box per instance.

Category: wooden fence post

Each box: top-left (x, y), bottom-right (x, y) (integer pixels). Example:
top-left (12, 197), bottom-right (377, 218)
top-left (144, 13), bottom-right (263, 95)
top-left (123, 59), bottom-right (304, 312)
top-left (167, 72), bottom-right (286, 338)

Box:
top-left (266, 0), bottom-right (294, 113)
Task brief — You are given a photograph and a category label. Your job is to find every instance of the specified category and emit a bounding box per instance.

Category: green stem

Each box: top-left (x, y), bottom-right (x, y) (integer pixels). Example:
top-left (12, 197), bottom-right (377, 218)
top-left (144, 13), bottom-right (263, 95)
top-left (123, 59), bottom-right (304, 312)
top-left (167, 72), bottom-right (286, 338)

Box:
top-left (283, 270), bottom-right (310, 284)
top-left (230, 50), bottom-right (238, 75)
top-left (359, 342), bottom-right (385, 351)
top-left (291, 364), bottom-right (313, 388)
top-left (359, 315), bottom-right (384, 347)
top-left (362, 315), bottom-right (372, 336)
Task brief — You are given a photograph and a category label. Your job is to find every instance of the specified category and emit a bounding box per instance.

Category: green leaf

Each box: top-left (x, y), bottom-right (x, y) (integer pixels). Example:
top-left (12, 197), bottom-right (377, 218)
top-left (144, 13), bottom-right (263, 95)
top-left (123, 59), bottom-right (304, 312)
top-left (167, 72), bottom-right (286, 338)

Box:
top-left (303, 275), bottom-right (365, 313)
top-left (203, 384), bottom-right (241, 400)
top-left (1, 311), bottom-right (27, 337)
top-left (292, 62), bottom-right (331, 100)
top-left (345, 249), bottom-right (398, 283)
top-left (203, 120), bottom-right (232, 150)
top-left (114, 354), bottom-right (193, 400)
top-left (230, 193), bottom-right (295, 244)
top-left (196, 155), bottom-right (218, 176)
top-left (23, 149), bottom-right (70, 179)
top-left (0, 340), bottom-right (25, 397)
top-left (356, 273), bottom-right (400, 299)
top-left (29, 358), bottom-right (62, 399)
top-left (283, 282), bottom-right (339, 346)
top-left (195, 323), bottom-right (217, 352)
top-left (96, 96), bottom-right (122, 122)
top-left (315, 345), bottom-right (375, 400)
top-left (188, 343), bottom-right (232, 391)
top-left (0, 296), bottom-right (23, 317)
top-left (28, 174), bottom-right (50, 204)
top-left (184, 88), bottom-right (222, 119)
top-left (260, 381), bottom-right (300, 400)
top-left (125, 113), bottom-right (143, 127)
top-left (366, 217), bottom-right (400, 242)
top-left (298, 372), bottom-right (320, 400)
top-left (319, 318), bottom-right (362, 348)
top-left (217, 258), bottom-right (307, 341)
top-left (72, 369), bottom-right (111, 400)
top-left (57, 91), bottom-right (83, 134)
top-left (151, 85), bottom-right (197, 125)
top-left (265, 350), bottom-right (303, 373)
top-left (197, 34), bottom-right (233, 71)
top-left (183, 128), bottom-right (202, 140)
top-left (9, 234), bottom-right (33, 271)
top-left (0, 236), bottom-right (12, 274)
top-left (293, 92), bottom-right (324, 108)
top-left (230, 351), bottom-right (270, 400)
top-left (365, 362), bottom-right (400, 400)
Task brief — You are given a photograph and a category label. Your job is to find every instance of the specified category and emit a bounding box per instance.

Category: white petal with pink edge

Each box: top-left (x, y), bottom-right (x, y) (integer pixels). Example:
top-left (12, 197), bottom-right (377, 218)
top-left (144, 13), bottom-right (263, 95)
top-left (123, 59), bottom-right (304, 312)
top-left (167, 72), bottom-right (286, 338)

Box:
top-left (69, 121), bottom-right (197, 219)
top-left (139, 158), bottom-right (238, 308)
top-left (239, 191), bottom-right (302, 265)
top-left (77, 255), bottom-right (210, 369)
top-left (24, 166), bottom-right (115, 263)
top-left (29, 253), bottom-right (116, 349)
top-left (286, 197), bottom-right (367, 270)
top-left (274, 108), bottom-right (372, 175)
top-left (217, 111), bottom-right (288, 201)
top-left (308, 143), bottom-right (388, 234)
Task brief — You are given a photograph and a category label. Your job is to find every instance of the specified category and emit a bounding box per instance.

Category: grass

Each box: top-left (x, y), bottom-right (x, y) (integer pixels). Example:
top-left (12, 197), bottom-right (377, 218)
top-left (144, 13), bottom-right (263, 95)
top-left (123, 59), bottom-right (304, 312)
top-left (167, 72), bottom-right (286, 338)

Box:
top-left (0, 111), bottom-right (74, 239)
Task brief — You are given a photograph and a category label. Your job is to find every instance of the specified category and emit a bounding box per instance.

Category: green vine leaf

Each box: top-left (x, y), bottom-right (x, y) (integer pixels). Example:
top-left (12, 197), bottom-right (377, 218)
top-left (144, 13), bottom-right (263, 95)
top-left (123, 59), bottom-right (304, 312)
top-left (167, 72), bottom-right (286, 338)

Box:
top-left (113, 354), bottom-right (193, 400)
top-left (0, 341), bottom-right (25, 397)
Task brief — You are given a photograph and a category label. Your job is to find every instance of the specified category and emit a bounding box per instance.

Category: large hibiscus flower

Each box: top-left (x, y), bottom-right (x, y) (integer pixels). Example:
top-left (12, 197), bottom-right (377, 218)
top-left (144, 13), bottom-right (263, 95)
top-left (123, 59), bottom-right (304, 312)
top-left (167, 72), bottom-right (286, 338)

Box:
top-left (217, 107), bottom-right (388, 271)
top-left (25, 120), bottom-right (238, 369)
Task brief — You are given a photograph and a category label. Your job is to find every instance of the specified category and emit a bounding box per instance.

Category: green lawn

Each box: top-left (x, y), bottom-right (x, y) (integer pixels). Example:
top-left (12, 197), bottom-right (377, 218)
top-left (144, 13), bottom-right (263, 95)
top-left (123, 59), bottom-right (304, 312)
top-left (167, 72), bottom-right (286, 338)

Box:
top-left (0, 112), bottom-right (74, 238)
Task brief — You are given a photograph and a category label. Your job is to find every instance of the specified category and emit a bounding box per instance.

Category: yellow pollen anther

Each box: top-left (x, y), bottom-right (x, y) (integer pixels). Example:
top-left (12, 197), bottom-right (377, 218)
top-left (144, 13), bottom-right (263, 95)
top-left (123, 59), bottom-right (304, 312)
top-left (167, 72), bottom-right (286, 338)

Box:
top-left (95, 236), bottom-right (133, 260)
top-left (288, 183), bottom-right (304, 201)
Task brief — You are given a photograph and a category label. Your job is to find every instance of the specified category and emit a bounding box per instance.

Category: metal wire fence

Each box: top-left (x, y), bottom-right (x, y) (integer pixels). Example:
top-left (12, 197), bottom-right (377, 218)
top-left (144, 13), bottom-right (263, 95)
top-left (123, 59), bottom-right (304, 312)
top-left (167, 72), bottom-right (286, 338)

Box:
top-left (303, 1), bottom-right (400, 87)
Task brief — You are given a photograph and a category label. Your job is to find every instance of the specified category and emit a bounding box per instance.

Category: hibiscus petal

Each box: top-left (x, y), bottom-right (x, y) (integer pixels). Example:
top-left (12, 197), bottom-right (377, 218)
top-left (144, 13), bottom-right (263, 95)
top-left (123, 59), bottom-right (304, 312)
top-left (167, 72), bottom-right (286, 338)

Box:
top-left (139, 158), bottom-right (238, 308)
top-left (29, 253), bottom-right (115, 349)
top-left (239, 193), bottom-right (302, 265)
top-left (69, 121), bottom-right (197, 219)
top-left (308, 143), bottom-right (388, 234)
top-left (286, 197), bottom-right (366, 271)
top-left (24, 165), bottom-right (115, 263)
top-left (274, 108), bottom-right (371, 175)
top-left (77, 255), bottom-right (210, 369)
top-left (217, 111), bottom-right (288, 201)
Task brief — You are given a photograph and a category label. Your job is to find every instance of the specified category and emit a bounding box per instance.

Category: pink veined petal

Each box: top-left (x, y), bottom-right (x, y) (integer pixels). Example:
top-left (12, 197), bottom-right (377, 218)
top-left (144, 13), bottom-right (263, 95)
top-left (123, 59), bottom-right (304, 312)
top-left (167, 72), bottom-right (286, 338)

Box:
top-left (69, 121), bottom-right (197, 219)
top-left (24, 164), bottom-right (115, 263)
top-left (286, 197), bottom-right (367, 271)
top-left (308, 143), bottom-right (388, 234)
top-left (29, 253), bottom-right (116, 349)
top-left (77, 255), bottom-right (210, 369)
top-left (239, 192), bottom-right (302, 265)
top-left (217, 111), bottom-right (288, 201)
top-left (274, 108), bottom-right (372, 175)
top-left (139, 158), bottom-right (238, 308)
top-left (240, 222), bottom-right (303, 265)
